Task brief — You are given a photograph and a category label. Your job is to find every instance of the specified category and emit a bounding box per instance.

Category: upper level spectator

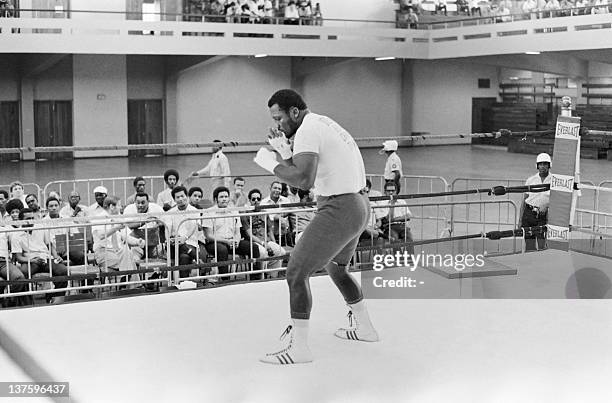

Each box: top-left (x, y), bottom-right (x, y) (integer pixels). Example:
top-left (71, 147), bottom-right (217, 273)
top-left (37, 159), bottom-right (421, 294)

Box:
top-left (298, 1), bottom-right (313, 24)
top-left (284, 0), bottom-right (299, 24)
top-left (313, 2), bottom-right (322, 25)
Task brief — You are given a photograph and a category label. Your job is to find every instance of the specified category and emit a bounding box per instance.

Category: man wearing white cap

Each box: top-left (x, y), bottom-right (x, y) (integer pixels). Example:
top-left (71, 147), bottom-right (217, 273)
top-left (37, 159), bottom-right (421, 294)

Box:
top-left (380, 140), bottom-right (403, 193)
top-left (89, 186), bottom-right (108, 217)
top-left (519, 152), bottom-right (551, 251)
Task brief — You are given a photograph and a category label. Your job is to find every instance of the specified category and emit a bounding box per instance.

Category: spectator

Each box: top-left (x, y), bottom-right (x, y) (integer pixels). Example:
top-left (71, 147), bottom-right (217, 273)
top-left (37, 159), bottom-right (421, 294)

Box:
top-left (284, 0), bottom-right (299, 24)
top-left (47, 190), bottom-right (63, 206)
top-left (593, 0), bottom-right (607, 13)
top-left (519, 153), bottom-right (550, 251)
top-left (261, 181), bottom-right (291, 245)
top-left (157, 169), bottom-right (180, 212)
top-left (436, 0), bottom-right (448, 15)
top-left (89, 186), bottom-right (108, 217)
top-left (298, 0), bottom-right (312, 24)
top-left (522, 0), bottom-right (537, 16)
top-left (360, 179), bottom-right (384, 242)
top-left (0, 221), bottom-right (32, 307)
top-left (163, 186), bottom-right (205, 278)
top-left (499, 4), bottom-right (511, 21)
top-left (408, 8), bottom-right (419, 28)
top-left (544, 0), bottom-right (561, 16)
top-left (203, 186), bottom-right (261, 280)
top-left (225, 1), bottom-right (238, 22)
top-left (9, 181), bottom-right (26, 204)
top-left (13, 207), bottom-right (69, 303)
top-left (313, 2), bottom-right (322, 25)
top-left (0, 190), bottom-right (9, 224)
top-left (123, 192), bottom-right (165, 261)
top-left (188, 140), bottom-right (231, 195)
top-left (210, 0), bottom-right (225, 21)
top-left (230, 177), bottom-right (248, 207)
top-left (379, 181), bottom-right (414, 255)
top-left (126, 176), bottom-right (147, 206)
top-left (293, 189), bottom-right (315, 244)
top-left (470, 0), bottom-right (482, 15)
top-left (44, 197), bottom-right (86, 266)
top-left (60, 191), bottom-right (88, 219)
top-left (5, 199), bottom-right (23, 223)
top-left (241, 188), bottom-right (286, 279)
top-left (380, 140), bottom-right (403, 194)
top-left (574, 0), bottom-right (586, 13)
top-left (188, 186), bottom-right (205, 209)
top-left (92, 196), bottom-right (143, 277)
top-left (263, 0), bottom-right (274, 22)
top-left (24, 194), bottom-right (42, 218)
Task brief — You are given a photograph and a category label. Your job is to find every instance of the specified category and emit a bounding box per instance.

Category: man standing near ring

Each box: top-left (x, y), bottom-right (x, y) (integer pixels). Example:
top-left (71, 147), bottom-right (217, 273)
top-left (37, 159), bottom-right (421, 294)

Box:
top-left (519, 152), bottom-right (551, 251)
top-left (254, 89), bottom-right (379, 365)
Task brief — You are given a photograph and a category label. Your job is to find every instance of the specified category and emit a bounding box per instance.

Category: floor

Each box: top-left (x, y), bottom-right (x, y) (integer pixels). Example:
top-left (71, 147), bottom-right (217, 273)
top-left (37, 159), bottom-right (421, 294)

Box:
top-left (1, 252), bottom-right (612, 403)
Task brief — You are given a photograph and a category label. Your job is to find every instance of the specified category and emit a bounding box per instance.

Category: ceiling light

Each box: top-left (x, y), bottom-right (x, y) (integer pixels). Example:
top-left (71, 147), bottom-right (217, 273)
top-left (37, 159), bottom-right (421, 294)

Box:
top-left (375, 56), bottom-right (396, 61)
top-left (525, 51), bottom-right (540, 55)
top-left (254, 54), bottom-right (268, 58)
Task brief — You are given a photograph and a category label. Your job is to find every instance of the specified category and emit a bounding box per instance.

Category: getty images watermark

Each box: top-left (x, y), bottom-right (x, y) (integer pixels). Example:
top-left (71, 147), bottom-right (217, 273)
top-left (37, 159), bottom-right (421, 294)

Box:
top-left (362, 251), bottom-right (486, 298)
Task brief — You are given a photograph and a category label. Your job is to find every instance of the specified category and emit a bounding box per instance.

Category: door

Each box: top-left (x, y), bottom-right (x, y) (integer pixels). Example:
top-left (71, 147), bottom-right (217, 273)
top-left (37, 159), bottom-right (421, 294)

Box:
top-left (128, 100), bottom-right (164, 157)
top-left (34, 101), bottom-right (73, 160)
top-left (0, 102), bottom-right (20, 162)
top-left (471, 97), bottom-right (497, 145)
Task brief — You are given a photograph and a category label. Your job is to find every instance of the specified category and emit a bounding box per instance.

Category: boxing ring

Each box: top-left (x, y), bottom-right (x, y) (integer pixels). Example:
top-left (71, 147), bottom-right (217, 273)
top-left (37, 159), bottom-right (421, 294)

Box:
top-left (1, 251), bottom-right (612, 403)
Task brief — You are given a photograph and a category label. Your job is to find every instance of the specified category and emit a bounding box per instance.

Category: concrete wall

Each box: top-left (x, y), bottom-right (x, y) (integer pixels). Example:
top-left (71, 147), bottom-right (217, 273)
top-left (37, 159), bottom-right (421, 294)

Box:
top-left (33, 56), bottom-right (73, 100)
top-left (70, 0), bottom-right (126, 19)
top-left (73, 54), bottom-right (128, 158)
top-left (317, 0), bottom-right (396, 23)
top-left (0, 57), bottom-right (20, 101)
top-left (412, 60), bottom-right (500, 138)
top-left (127, 55), bottom-right (165, 99)
top-left (176, 56), bottom-right (291, 152)
top-left (301, 59), bottom-right (403, 139)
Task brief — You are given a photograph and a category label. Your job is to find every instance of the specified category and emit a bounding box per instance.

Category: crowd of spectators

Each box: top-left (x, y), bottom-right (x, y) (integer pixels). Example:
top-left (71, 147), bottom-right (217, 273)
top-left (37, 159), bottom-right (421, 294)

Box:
top-left (186, 0), bottom-right (323, 25)
top-left (396, 0), bottom-right (611, 28)
top-left (0, 0), bottom-right (16, 18)
top-left (0, 171), bottom-right (411, 307)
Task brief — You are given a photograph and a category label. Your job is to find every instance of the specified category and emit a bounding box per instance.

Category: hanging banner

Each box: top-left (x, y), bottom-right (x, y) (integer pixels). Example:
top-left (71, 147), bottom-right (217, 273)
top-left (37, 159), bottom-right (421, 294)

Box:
top-left (547, 115), bottom-right (580, 251)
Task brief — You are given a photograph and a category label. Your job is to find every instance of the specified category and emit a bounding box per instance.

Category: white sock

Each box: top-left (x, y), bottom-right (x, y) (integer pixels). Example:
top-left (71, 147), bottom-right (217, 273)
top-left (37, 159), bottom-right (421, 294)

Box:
top-left (349, 300), bottom-right (375, 331)
top-left (292, 319), bottom-right (310, 347)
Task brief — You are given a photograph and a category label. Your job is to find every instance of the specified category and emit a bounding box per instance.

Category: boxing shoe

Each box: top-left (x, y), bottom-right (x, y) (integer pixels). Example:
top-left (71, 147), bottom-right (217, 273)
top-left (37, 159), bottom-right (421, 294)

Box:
top-left (260, 322), bottom-right (313, 365)
top-left (335, 302), bottom-right (379, 342)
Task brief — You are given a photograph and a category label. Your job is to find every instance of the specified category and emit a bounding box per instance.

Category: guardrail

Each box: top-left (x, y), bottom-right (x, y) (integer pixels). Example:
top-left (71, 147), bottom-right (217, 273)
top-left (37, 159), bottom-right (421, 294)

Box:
top-left (1, 197), bottom-right (523, 306)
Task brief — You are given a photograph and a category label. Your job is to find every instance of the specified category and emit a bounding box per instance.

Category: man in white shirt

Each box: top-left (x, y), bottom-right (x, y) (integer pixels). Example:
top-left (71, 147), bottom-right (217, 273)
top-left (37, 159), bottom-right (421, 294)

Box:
top-left (88, 185), bottom-right (108, 217)
top-left (92, 196), bottom-right (143, 275)
top-left (519, 153), bottom-right (551, 251)
top-left (189, 140), bottom-right (231, 195)
top-left (123, 192), bottom-right (165, 260)
top-left (162, 186), bottom-right (206, 278)
top-left (0, 221), bottom-right (31, 307)
top-left (379, 181), bottom-right (414, 255)
top-left (254, 89), bottom-right (378, 365)
top-left (229, 177), bottom-right (248, 207)
top-left (0, 190), bottom-right (9, 225)
top-left (203, 186), bottom-right (261, 279)
top-left (380, 140), bottom-right (403, 193)
top-left (261, 181), bottom-right (291, 244)
top-left (13, 208), bottom-right (69, 302)
top-left (156, 169), bottom-right (180, 212)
